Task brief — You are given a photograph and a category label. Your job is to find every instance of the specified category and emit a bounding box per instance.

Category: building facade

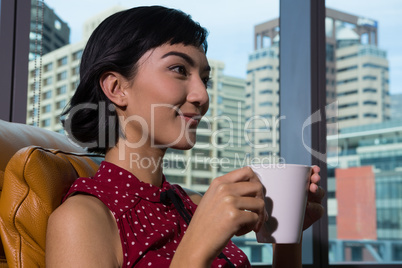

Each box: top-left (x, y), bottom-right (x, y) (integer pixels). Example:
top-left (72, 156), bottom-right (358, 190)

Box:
top-left (27, 40), bottom-right (84, 131)
top-left (335, 42), bottom-right (390, 128)
top-left (29, 0), bottom-right (70, 60)
top-left (390, 93), bottom-right (402, 121)
top-left (245, 45), bottom-right (280, 160)
top-left (327, 120), bottom-right (402, 261)
top-left (246, 8), bottom-right (390, 159)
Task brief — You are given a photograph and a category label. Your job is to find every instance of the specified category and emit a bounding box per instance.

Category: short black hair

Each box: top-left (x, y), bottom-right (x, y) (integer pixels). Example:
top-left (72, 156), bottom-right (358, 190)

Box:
top-left (61, 6), bottom-right (208, 154)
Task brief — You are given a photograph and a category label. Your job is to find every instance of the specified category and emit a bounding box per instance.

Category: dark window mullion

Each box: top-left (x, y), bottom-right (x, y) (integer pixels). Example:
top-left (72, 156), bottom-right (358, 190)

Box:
top-left (0, 0), bottom-right (30, 123)
top-left (310, 0), bottom-right (329, 267)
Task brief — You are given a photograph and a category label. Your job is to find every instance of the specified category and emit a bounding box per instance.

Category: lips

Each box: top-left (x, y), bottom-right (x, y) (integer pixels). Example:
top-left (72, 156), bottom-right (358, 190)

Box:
top-left (178, 112), bottom-right (201, 126)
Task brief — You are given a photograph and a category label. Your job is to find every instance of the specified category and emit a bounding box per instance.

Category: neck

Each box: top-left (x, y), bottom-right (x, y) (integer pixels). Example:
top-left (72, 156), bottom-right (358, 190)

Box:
top-left (105, 139), bottom-right (166, 187)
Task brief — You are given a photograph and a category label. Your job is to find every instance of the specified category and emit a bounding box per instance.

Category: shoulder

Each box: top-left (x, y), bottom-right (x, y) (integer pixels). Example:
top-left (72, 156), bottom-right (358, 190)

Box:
top-left (46, 194), bottom-right (122, 267)
top-left (50, 194), bottom-right (113, 224)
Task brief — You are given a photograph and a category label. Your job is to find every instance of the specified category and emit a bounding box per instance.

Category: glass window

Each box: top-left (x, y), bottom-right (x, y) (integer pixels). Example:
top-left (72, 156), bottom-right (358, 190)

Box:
top-left (41, 118), bottom-right (51, 127)
top-left (56, 85), bottom-right (67, 95)
top-left (72, 66), bottom-right (79, 75)
top-left (326, 0), bottom-right (402, 264)
top-left (72, 49), bottom-right (83, 61)
top-left (259, 101), bottom-right (273, 107)
top-left (56, 99), bottom-right (67, 110)
top-left (42, 91), bottom-right (52, 100)
top-left (57, 70), bottom-right (67, 81)
top-left (42, 104), bottom-right (51, 113)
top-left (43, 76), bottom-right (53, 86)
top-left (71, 80), bottom-right (79, 90)
top-left (57, 56), bottom-right (67, 66)
top-left (44, 62), bottom-right (53, 72)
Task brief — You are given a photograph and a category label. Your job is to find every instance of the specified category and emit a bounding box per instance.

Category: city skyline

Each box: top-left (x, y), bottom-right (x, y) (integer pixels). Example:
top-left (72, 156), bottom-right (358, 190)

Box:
top-left (43, 0), bottom-right (402, 94)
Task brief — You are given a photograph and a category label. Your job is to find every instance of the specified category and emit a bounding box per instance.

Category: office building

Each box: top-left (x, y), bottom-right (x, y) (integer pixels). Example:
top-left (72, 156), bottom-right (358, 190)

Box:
top-left (327, 120), bottom-right (402, 261)
top-left (246, 8), bottom-right (390, 159)
top-left (27, 40), bottom-right (85, 131)
top-left (29, 0), bottom-right (70, 60)
top-left (245, 44), bottom-right (280, 160)
top-left (390, 93), bottom-right (402, 120)
top-left (335, 39), bottom-right (390, 128)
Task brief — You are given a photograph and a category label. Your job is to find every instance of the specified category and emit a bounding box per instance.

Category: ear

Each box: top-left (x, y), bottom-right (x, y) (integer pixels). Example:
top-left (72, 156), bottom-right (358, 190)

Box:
top-left (99, 72), bottom-right (128, 107)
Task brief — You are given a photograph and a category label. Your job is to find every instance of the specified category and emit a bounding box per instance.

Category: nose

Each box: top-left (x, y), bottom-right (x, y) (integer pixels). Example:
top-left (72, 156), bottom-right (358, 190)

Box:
top-left (186, 76), bottom-right (209, 109)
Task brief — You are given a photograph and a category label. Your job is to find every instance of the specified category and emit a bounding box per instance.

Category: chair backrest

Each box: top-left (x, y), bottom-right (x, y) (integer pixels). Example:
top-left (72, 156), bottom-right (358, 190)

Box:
top-left (0, 120), bottom-right (103, 267)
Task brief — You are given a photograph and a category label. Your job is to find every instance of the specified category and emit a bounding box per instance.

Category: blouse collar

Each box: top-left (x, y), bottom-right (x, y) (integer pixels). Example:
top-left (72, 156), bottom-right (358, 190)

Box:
top-left (94, 161), bottom-right (172, 203)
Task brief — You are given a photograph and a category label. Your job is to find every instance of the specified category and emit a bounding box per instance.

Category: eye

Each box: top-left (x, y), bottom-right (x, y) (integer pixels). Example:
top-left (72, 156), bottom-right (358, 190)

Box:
top-left (203, 77), bottom-right (212, 88)
top-left (169, 65), bottom-right (187, 76)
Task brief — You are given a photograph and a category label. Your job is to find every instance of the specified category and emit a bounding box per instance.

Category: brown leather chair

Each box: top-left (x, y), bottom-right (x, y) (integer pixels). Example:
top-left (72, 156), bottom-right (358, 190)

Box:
top-left (0, 120), bottom-right (103, 267)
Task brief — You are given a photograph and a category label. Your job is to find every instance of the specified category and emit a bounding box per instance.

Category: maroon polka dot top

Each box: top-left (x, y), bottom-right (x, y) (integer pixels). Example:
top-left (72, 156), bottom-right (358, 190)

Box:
top-left (63, 161), bottom-right (250, 267)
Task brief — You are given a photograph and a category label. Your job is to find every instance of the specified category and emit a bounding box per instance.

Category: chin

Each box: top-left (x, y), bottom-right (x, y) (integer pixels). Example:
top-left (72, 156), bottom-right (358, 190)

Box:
top-left (152, 136), bottom-right (196, 150)
top-left (170, 140), bottom-right (196, 150)
top-left (171, 144), bottom-right (195, 150)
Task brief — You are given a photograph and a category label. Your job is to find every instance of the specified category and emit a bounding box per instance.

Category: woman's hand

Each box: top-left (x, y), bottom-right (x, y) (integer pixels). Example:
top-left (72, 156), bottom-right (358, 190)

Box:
top-left (171, 167), bottom-right (267, 267)
top-left (303, 165), bottom-right (325, 230)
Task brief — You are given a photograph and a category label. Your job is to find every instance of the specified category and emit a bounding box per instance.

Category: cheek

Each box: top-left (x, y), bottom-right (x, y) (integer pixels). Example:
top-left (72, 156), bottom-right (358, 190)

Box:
top-left (201, 100), bottom-right (210, 116)
top-left (156, 78), bottom-right (187, 103)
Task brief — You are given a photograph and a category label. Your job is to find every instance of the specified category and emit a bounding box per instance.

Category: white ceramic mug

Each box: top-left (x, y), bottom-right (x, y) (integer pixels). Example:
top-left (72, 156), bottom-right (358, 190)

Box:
top-left (250, 163), bottom-right (311, 244)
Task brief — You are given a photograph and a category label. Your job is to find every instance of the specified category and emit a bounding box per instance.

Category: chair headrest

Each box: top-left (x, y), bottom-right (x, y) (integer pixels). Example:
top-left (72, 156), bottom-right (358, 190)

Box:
top-left (0, 120), bottom-right (87, 174)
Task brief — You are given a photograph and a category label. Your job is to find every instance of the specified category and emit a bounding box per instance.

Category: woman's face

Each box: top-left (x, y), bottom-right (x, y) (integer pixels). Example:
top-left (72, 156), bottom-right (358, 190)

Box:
top-left (120, 43), bottom-right (210, 150)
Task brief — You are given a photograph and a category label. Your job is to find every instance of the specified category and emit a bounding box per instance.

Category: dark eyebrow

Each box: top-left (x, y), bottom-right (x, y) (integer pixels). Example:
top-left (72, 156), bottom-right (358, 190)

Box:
top-left (162, 51), bottom-right (195, 66)
top-left (161, 51), bottom-right (211, 72)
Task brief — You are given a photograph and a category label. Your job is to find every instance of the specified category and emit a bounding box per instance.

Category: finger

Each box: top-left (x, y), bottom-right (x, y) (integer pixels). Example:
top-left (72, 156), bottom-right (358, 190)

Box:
top-left (235, 196), bottom-right (266, 231)
top-left (308, 186), bottom-right (325, 202)
top-left (306, 202), bottom-right (325, 220)
top-left (221, 167), bottom-right (265, 199)
top-left (303, 202), bottom-right (325, 230)
top-left (230, 166), bottom-right (261, 183)
top-left (218, 183), bottom-right (267, 231)
top-left (310, 173), bottom-right (321, 184)
top-left (234, 210), bottom-right (261, 237)
top-left (311, 165), bottom-right (320, 174)
top-left (219, 181), bottom-right (264, 198)
top-left (309, 182), bottom-right (319, 193)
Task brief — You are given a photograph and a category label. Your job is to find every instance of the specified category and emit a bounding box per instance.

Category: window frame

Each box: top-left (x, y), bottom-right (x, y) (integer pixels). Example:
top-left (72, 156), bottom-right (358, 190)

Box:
top-left (0, 0), bottom-right (30, 123)
top-left (274, 1), bottom-right (402, 268)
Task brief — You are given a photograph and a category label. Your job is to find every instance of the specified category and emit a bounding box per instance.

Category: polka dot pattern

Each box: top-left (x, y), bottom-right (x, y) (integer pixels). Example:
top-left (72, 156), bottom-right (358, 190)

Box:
top-left (63, 161), bottom-right (250, 267)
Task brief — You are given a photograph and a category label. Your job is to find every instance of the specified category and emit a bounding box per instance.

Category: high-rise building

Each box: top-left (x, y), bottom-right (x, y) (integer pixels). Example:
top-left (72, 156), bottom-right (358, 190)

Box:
top-left (246, 8), bottom-right (390, 159)
top-left (335, 36), bottom-right (390, 128)
top-left (390, 93), bottom-right (402, 121)
top-left (245, 45), bottom-right (280, 160)
top-left (29, 0), bottom-right (70, 60)
top-left (327, 119), bottom-right (402, 243)
top-left (27, 40), bottom-right (85, 130)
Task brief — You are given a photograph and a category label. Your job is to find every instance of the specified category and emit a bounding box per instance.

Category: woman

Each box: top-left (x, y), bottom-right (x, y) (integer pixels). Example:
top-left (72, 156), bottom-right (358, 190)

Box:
top-left (46, 6), bottom-right (324, 267)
